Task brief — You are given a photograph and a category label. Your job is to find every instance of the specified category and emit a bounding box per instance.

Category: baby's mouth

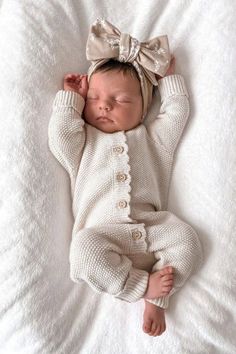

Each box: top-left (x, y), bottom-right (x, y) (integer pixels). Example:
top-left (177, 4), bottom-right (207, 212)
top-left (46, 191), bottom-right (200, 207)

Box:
top-left (97, 116), bottom-right (113, 122)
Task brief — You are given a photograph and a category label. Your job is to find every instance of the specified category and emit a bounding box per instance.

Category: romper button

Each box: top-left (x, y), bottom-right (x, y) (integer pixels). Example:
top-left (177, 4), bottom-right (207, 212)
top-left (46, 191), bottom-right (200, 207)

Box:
top-left (116, 172), bottom-right (127, 182)
top-left (113, 146), bottom-right (124, 154)
top-left (132, 230), bottom-right (142, 240)
top-left (117, 200), bottom-right (128, 209)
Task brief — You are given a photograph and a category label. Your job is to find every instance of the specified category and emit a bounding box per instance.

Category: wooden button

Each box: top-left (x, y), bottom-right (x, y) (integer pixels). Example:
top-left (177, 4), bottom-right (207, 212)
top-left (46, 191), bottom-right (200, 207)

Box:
top-left (131, 230), bottom-right (142, 240)
top-left (116, 172), bottom-right (127, 182)
top-left (113, 146), bottom-right (124, 154)
top-left (117, 200), bottom-right (128, 209)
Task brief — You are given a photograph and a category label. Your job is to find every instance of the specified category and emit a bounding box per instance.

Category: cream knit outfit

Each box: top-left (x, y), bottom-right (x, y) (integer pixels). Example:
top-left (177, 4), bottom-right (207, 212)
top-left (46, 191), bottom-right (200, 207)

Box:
top-left (48, 74), bottom-right (202, 309)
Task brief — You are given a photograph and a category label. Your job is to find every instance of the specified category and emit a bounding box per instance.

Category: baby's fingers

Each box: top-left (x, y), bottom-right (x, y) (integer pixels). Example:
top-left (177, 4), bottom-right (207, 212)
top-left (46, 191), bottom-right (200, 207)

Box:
top-left (80, 76), bottom-right (88, 89)
top-left (64, 73), bottom-right (82, 82)
top-left (78, 76), bottom-right (89, 99)
top-left (169, 56), bottom-right (175, 67)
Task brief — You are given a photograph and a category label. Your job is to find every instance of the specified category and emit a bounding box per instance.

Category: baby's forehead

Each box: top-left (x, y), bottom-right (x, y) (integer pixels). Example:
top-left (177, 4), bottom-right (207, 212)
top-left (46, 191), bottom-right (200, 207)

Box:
top-left (88, 70), bottom-right (141, 93)
top-left (90, 70), bottom-right (125, 80)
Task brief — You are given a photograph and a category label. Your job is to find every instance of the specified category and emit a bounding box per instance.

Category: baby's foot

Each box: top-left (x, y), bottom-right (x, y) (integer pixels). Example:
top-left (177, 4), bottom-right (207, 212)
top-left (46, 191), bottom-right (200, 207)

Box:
top-left (143, 300), bottom-right (166, 336)
top-left (144, 266), bottom-right (174, 299)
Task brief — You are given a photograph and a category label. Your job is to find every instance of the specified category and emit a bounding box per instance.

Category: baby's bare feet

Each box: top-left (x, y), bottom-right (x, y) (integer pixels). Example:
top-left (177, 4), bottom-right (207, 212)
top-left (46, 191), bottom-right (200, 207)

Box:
top-left (144, 266), bottom-right (174, 299)
top-left (143, 300), bottom-right (166, 336)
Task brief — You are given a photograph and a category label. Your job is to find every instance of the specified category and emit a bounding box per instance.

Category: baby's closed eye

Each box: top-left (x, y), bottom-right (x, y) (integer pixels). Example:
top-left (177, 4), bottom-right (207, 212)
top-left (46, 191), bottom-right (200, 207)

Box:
top-left (114, 96), bottom-right (132, 103)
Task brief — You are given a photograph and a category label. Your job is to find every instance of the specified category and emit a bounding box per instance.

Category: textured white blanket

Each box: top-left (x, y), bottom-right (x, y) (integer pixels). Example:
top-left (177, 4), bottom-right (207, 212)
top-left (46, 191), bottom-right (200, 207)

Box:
top-left (0, 0), bottom-right (236, 353)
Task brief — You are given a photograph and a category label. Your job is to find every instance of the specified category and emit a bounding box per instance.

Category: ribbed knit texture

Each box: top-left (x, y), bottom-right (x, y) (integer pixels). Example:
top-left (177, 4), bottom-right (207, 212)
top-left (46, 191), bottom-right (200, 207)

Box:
top-left (158, 74), bottom-right (188, 99)
top-left (48, 74), bottom-right (202, 306)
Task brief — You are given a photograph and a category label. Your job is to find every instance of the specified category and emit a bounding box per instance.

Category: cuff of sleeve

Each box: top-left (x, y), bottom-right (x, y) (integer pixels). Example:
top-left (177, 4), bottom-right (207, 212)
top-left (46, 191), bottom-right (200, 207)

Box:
top-left (115, 268), bottom-right (149, 303)
top-left (146, 296), bottom-right (169, 309)
top-left (158, 74), bottom-right (189, 100)
top-left (53, 90), bottom-right (85, 115)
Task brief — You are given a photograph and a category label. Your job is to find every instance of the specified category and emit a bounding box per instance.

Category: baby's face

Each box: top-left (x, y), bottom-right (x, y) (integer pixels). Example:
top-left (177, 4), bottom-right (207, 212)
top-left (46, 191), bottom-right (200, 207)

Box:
top-left (83, 70), bottom-right (143, 133)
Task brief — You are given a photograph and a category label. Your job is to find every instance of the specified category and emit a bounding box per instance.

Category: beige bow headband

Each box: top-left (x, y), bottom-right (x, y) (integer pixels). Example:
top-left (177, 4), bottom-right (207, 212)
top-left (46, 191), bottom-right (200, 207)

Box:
top-left (86, 19), bottom-right (171, 117)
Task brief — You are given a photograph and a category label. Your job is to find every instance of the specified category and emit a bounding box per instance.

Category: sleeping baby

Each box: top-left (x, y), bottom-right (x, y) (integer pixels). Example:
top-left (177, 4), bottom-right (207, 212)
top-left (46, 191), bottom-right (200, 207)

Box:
top-left (48, 19), bottom-right (202, 336)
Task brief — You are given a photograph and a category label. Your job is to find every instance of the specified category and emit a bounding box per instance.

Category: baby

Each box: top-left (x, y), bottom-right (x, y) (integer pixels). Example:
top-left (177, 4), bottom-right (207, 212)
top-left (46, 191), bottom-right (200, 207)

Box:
top-left (48, 20), bottom-right (202, 336)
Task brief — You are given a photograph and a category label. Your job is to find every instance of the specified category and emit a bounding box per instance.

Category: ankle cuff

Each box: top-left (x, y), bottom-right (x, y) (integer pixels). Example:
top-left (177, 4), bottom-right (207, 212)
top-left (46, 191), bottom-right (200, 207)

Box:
top-left (115, 267), bottom-right (149, 302)
top-left (146, 296), bottom-right (169, 309)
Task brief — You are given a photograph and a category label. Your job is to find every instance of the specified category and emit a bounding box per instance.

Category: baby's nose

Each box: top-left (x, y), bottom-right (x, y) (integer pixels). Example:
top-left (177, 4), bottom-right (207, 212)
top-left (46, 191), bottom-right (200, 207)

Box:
top-left (99, 100), bottom-right (112, 111)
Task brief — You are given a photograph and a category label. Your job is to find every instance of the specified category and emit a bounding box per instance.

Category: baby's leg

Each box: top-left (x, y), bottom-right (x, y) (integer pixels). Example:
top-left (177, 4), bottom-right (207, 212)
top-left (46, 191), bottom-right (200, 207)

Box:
top-left (140, 211), bottom-right (202, 335)
top-left (145, 211), bottom-right (203, 308)
top-left (69, 224), bottom-right (150, 302)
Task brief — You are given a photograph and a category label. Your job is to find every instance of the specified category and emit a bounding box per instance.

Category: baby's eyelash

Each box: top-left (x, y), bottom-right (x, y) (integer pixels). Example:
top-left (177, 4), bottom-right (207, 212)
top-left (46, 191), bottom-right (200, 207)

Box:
top-left (86, 96), bottom-right (131, 103)
top-left (114, 98), bottom-right (131, 103)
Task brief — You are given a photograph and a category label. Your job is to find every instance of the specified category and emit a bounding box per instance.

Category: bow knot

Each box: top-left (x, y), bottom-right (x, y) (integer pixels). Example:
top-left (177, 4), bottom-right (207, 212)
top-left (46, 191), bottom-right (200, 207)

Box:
top-left (119, 33), bottom-right (141, 63)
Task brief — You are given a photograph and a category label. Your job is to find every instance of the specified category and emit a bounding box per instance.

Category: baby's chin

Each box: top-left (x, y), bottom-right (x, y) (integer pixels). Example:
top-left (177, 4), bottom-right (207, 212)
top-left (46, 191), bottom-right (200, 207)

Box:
top-left (84, 120), bottom-right (119, 133)
top-left (93, 124), bottom-right (120, 134)
top-left (92, 124), bottom-right (140, 134)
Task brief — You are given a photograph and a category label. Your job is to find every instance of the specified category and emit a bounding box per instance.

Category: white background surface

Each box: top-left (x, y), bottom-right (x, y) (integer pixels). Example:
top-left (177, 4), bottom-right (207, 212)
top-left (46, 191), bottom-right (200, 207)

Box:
top-left (0, 0), bottom-right (235, 353)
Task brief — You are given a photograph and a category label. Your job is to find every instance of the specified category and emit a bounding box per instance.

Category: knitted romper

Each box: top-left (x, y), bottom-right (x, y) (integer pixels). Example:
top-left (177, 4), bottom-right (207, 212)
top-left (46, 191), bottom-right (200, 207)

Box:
top-left (48, 74), bottom-right (202, 309)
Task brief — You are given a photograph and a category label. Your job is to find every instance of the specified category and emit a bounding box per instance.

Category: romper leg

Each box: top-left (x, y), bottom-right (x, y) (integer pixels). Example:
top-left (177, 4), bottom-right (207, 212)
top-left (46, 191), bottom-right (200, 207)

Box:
top-left (69, 224), bottom-right (149, 302)
top-left (145, 211), bottom-right (203, 308)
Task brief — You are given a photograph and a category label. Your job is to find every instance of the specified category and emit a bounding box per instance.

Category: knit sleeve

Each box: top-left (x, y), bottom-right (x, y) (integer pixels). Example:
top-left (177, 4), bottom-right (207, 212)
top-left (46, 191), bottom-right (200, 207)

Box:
top-left (146, 74), bottom-right (190, 153)
top-left (48, 90), bottom-right (86, 180)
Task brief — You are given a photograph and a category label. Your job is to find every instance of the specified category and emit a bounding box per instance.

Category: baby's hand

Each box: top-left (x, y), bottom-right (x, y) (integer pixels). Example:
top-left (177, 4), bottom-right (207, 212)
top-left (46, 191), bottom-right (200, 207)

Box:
top-left (63, 73), bottom-right (89, 99)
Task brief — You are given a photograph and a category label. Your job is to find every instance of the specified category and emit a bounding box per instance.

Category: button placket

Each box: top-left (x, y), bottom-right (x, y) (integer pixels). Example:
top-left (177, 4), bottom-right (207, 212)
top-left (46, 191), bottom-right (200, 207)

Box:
top-left (112, 133), bottom-right (132, 221)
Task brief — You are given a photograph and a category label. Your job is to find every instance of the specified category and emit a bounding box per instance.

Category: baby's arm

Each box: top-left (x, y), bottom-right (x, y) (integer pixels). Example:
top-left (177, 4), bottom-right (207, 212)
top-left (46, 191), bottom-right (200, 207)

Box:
top-left (147, 57), bottom-right (190, 153)
top-left (48, 74), bottom-right (88, 180)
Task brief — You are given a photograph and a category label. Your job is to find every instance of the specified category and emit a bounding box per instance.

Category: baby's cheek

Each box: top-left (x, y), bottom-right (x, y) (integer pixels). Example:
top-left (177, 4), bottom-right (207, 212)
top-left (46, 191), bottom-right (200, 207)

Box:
top-left (83, 102), bottom-right (91, 114)
top-left (84, 103), bottom-right (96, 121)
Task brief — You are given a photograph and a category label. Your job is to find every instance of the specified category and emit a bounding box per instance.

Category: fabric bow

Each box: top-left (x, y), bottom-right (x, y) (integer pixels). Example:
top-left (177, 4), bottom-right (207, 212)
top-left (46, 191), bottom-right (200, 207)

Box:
top-left (86, 19), bottom-right (171, 117)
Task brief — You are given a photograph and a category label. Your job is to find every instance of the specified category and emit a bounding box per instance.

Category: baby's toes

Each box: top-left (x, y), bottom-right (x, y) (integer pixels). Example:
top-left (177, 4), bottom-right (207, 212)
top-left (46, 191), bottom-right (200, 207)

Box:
top-left (161, 275), bottom-right (173, 287)
top-left (163, 277), bottom-right (173, 287)
top-left (143, 318), bottom-right (152, 334)
top-left (166, 266), bottom-right (174, 274)
top-left (159, 266), bottom-right (174, 277)
top-left (162, 273), bottom-right (174, 281)
top-left (154, 323), bottom-right (166, 336)
top-left (149, 321), bottom-right (157, 336)
top-left (162, 285), bottom-right (172, 295)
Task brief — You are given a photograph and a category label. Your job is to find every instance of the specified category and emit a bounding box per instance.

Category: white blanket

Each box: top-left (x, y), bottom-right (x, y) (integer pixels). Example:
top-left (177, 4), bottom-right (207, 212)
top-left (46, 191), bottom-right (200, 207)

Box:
top-left (0, 0), bottom-right (236, 353)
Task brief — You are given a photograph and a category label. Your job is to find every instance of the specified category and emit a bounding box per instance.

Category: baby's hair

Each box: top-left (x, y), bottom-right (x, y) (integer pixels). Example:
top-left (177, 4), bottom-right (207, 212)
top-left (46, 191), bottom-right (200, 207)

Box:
top-left (93, 59), bottom-right (140, 82)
